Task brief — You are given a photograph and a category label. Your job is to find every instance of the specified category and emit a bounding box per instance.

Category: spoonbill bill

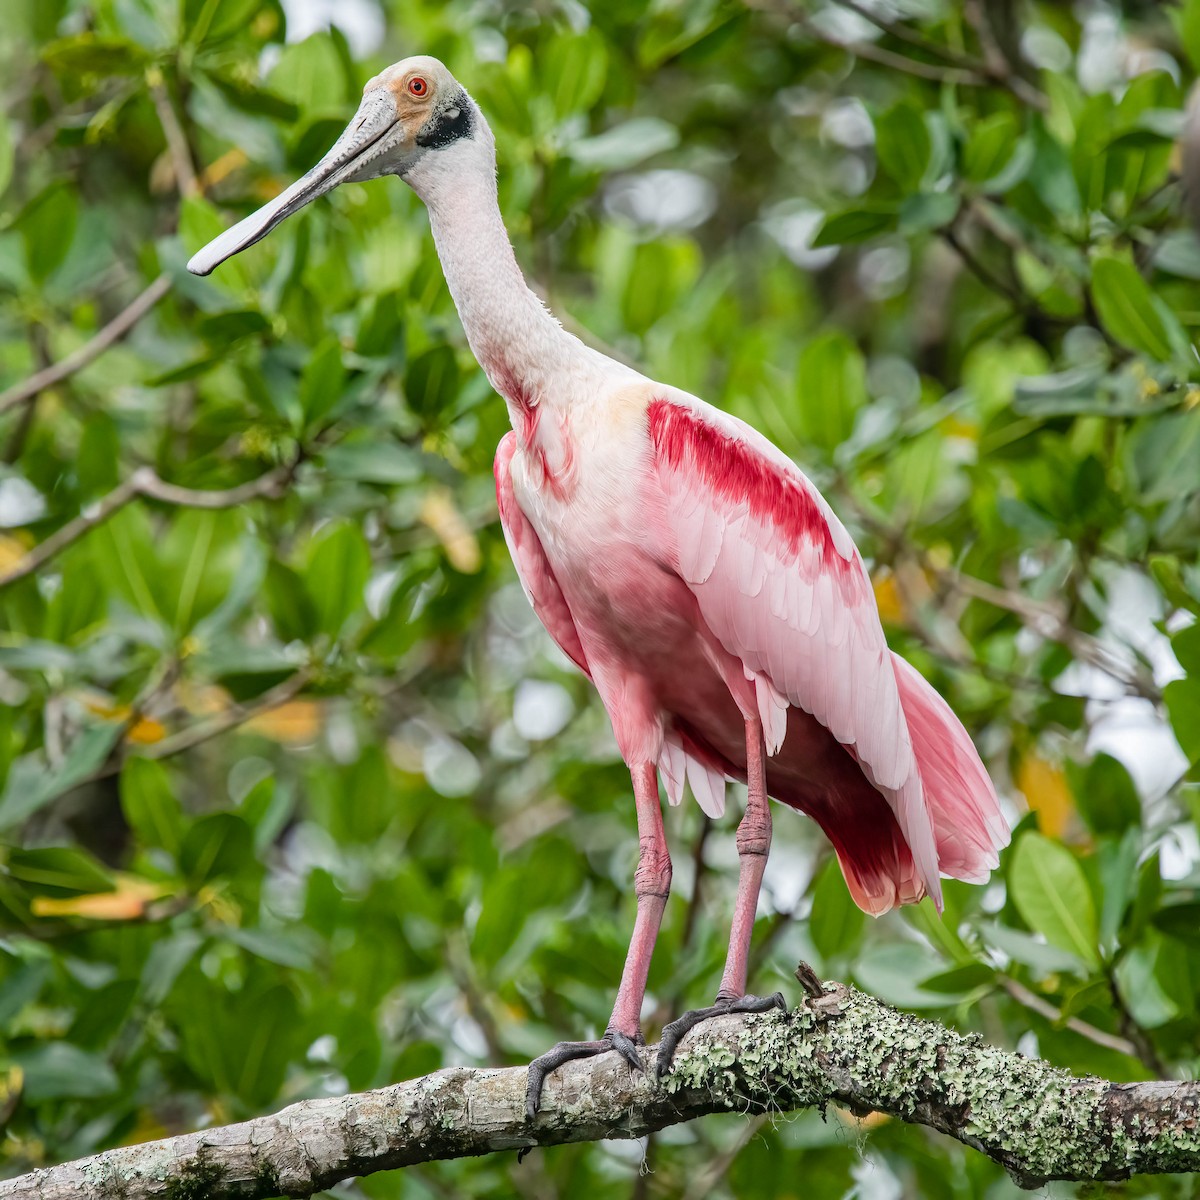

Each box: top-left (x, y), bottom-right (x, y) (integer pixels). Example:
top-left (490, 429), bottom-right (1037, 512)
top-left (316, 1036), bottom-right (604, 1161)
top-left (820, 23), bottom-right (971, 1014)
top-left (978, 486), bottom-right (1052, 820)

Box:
top-left (188, 55), bottom-right (1009, 1119)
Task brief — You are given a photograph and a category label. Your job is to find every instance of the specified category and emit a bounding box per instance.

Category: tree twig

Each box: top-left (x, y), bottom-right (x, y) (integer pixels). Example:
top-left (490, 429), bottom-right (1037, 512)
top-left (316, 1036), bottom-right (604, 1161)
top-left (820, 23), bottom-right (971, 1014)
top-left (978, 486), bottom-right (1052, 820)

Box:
top-left (148, 69), bottom-right (199, 197)
top-left (829, 0), bottom-right (1047, 109)
top-left (5, 977), bottom-right (1200, 1197)
top-left (129, 664), bottom-right (315, 767)
top-left (999, 976), bottom-right (1139, 1060)
top-left (0, 274), bottom-right (171, 416)
top-left (0, 464), bottom-right (295, 590)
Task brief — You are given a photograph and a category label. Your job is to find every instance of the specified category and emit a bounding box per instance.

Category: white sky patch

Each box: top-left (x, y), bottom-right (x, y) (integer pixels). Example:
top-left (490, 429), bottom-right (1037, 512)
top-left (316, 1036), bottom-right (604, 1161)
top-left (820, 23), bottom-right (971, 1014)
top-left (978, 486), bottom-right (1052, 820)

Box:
top-left (604, 170), bottom-right (717, 233)
top-left (0, 475), bottom-right (46, 526)
top-left (278, 0), bottom-right (385, 54)
top-left (513, 679), bottom-right (574, 741)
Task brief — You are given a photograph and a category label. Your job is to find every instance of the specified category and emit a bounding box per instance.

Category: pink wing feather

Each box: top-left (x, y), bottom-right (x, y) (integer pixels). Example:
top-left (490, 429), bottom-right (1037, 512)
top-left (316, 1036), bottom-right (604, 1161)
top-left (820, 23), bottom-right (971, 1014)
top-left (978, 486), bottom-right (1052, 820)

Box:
top-left (494, 431), bottom-right (590, 677)
top-left (646, 392), bottom-right (948, 908)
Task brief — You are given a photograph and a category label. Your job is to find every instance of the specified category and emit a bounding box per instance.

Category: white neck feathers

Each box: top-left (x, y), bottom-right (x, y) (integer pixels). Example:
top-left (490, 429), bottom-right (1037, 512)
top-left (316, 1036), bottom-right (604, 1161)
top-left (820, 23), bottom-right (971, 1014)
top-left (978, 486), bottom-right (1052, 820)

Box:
top-left (405, 121), bottom-right (605, 422)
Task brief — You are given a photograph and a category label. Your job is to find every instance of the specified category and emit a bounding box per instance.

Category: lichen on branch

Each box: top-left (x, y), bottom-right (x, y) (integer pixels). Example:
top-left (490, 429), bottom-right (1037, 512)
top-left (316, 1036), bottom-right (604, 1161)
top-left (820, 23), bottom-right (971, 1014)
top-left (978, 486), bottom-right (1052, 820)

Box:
top-left (2, 976), bottom-right (1198, 1199)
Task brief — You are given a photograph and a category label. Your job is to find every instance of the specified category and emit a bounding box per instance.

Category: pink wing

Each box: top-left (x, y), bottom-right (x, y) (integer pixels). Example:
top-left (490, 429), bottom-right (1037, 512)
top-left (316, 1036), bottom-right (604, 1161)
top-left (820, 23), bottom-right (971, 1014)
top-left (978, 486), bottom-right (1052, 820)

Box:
top-left (646, 392), bottom-right (943, 908)
top-left (494, 431), bottom-right (590, 677)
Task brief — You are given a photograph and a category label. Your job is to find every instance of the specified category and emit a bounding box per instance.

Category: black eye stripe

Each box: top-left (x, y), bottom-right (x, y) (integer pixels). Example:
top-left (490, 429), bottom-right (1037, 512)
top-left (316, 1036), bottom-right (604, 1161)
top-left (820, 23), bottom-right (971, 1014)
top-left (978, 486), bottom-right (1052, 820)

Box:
top-left (416, 90), bottom-right (473, 149)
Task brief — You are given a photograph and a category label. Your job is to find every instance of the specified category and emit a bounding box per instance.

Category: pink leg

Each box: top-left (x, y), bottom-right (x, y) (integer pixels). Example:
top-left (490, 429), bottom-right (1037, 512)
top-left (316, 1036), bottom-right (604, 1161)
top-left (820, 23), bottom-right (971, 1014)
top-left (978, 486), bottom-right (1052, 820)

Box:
top-left (718, 717), bottom-right (771, 1000)
top-left (655, 717), bottom-right (783, 1079)
top-left (608, 762), bottom-right (673, 1033)
top-left (526, 762), bottom-right (670, 1119)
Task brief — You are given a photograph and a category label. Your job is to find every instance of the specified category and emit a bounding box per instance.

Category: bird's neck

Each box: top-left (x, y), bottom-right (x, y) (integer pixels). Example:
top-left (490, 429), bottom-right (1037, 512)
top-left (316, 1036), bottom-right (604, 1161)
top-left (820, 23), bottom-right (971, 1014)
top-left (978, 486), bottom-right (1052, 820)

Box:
top-left (416, 150), bottom-right (599, 432)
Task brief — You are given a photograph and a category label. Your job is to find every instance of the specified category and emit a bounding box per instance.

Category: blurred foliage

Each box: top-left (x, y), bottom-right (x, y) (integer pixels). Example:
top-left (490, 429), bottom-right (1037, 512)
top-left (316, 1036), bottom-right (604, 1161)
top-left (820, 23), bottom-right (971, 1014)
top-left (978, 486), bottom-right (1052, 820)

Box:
top-left (1, 0), bottom-right (1200, 1196)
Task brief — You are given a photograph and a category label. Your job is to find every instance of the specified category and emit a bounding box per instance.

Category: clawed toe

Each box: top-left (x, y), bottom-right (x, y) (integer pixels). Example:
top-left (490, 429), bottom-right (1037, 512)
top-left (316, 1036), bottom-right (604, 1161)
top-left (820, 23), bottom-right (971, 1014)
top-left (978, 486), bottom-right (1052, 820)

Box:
top-left (525, 1030), bottom-right (644, 1121)
top-left (655, 992), bottom-right (786, 1082)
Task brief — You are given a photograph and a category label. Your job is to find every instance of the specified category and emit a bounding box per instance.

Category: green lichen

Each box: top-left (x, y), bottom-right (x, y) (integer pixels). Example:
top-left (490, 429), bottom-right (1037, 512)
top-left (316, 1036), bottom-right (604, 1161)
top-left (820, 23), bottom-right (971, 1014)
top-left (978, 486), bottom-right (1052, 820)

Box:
top-left (655, 984), bottom-right (1200, 1187)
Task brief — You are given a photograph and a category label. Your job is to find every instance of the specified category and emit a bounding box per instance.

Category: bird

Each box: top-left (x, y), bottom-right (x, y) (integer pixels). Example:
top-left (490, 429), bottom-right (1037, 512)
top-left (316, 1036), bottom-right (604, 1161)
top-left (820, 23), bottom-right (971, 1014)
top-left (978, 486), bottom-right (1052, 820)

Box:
top-left (189, 55), bottom-right (1009, 1120)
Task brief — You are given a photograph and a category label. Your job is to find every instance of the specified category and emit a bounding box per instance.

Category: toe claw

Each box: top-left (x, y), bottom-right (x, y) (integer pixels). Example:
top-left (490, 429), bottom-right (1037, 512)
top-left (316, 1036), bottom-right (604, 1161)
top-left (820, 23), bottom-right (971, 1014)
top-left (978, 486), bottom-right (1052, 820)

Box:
top-left (525, 1032), bottom-right (644, 1121)
top-left (654, 992), bottom-right (788, 1084)
top-left (610, 1029), bottom-right (644, 1074)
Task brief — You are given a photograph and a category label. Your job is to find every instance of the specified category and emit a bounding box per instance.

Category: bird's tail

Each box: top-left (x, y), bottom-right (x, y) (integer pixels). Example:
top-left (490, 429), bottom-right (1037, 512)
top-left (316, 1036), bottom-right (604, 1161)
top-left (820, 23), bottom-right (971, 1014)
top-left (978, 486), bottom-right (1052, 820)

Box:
top-left (813, 657), bottom-right (1007, 916)
top-left (891, 653), bottom-right (1009, 884)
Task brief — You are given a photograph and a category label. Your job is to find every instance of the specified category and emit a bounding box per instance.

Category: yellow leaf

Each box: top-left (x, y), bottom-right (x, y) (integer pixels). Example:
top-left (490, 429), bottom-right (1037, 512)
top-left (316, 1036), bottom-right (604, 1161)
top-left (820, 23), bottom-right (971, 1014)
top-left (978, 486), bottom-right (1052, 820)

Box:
top-left (834, 1106), bottom-right (890, 1130)
top-left (0, 1066), bottom-right (23, 1127)
top-left (31, 876), bottom-right (171, 921)
top-left (246, 699), bottom-right (323, 744)
top-left (0, 532), bottom-right (32, 573)
top-left (939, 414), bottom-right (978, 440)
top-left (1017, 752), bottom-right (1075, 839)
top-left (198, 147), bottom-right (247, 191)
top-left (420, 486), bottom-right (481, 573)
top-left (79, 694), bottom-right (128, 721)
top-left (77, 693), bottom-right (165, 744)
top-left (872, 571), bottom-right (906, 624)
top-left (127, 716), bottom-right (166, 745)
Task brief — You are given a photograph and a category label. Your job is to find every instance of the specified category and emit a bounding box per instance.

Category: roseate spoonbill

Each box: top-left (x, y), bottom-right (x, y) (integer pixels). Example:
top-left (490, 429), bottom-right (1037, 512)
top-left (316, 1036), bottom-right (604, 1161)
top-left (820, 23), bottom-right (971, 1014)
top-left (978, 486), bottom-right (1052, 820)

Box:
top-left (189, 56), bottom-right (1009, 1118)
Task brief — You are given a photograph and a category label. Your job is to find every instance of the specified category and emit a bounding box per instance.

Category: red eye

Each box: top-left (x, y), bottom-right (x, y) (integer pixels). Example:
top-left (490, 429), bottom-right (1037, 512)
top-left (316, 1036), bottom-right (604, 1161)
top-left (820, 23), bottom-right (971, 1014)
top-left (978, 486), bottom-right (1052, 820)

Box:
top-left (408, 77), bottom-right (428, 97)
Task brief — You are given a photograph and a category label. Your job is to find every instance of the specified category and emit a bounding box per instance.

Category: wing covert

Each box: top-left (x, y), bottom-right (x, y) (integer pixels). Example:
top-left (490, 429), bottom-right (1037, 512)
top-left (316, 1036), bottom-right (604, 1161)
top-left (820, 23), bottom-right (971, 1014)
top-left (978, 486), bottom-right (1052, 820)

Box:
top-left (645, 393), bottom-right (941, 907)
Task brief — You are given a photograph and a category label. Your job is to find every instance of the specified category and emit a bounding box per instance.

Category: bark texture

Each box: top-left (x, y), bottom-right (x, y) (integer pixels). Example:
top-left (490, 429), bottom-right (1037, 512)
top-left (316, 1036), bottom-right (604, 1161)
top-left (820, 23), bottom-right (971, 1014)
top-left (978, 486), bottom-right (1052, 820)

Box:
top-left (3, 981), bottom-right (1199, 1198)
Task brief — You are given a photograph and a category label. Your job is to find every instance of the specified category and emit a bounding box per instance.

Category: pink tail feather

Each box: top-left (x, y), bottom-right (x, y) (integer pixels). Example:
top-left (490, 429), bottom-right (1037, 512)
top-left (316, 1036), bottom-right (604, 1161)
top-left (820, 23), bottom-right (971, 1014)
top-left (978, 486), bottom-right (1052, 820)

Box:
top-left (891, 653), bottom-right (1009, 884)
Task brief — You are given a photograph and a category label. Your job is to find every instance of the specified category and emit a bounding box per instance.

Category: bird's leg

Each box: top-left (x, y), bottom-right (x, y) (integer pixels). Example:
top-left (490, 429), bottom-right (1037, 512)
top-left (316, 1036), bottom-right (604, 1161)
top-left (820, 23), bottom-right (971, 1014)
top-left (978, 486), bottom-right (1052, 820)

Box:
top-left (525, 761), bottom-right (670, 1120)
top-left (655, 717), bottom-right (784, 1081)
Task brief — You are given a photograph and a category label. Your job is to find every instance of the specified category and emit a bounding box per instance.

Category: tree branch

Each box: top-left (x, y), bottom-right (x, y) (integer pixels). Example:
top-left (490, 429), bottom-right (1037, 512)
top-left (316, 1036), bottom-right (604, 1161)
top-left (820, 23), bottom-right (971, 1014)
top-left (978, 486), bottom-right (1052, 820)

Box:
top-left (0, 464), bottom-right (294, 590)
top-left (4, 976), bottom-right (1200, 1198)
top-left (0, 275), bottom-right (171, 416)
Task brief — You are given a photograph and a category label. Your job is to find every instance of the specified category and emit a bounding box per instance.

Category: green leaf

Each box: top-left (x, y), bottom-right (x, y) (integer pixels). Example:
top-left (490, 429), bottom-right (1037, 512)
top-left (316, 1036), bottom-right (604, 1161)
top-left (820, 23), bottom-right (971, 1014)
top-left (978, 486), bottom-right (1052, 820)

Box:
top-left (224, 925), bottom-right (315, 969)
top-left (1172, 623), bottom-right (1200, 676)
top-left (570, 117), bottom-right (680, 170)
top-left (405, 345), bottom-right (459, 419)
top-left (1164, 678), bottom-right (1200, 767)
top-left (1067, 753), bottom-right (1141, 837)
top-left (543, 30), bottom-right (608, 118)
top-left (322, 441), bottom-right (423, 485)
top-left (264, 559), bottom-right (318, 642)
top-left (898, 191), bottom-right (959, 234)
top-left (808, 856), bottom-right (865, 963)
top-left (1008, 832), bottom-right (1101, 970)
top-left (1150, 902), bottom-right (1200, 947)
top-left (793, 330), bottom-right (867, 452)
top-left (120, 758), bottom-right (184, 856)
top-left (300, 336), bottom-right (347, 426)
top-left (267, 33), bottom-right (351, 113)
top-left (304, 520), bottom-right (370, 636)
top-left (14, 1042), bottom-right (119, 1101)
top-left (0, 723), bottom-right (124, 833)
top-left (18, 183), bottom-right (77, 283)
top-left (962, 112), bottom-right (1019, 183)
top-left (5, 846), bottom-right (114, 896)
top-left (41, 34), bottom-right (150, 76)
top-left (0, 112), bottom-right (13, 201)
top-left (811, 207), bottom-right (897, 247)
top-left (180, 813), bottom-right (255, 885)
top-left (1184, 0), bottom-right (1200, 73)
top-left (874, 102), bottom-right (931, 191)
top-left (920, 962), bottom-right (996, 994)
top-left (1090, 255), bottom-right (1175, 361)
top-left (197, 309), bottom-right (271, 345)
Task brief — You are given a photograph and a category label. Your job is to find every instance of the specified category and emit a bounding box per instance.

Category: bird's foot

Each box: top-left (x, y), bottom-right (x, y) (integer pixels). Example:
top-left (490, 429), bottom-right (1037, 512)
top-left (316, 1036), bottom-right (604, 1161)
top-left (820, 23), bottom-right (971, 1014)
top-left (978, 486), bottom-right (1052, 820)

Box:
top-left (654, 991), bottom-right (786, 1082)
top-left (525, 1028), bottom-right (643, 1121)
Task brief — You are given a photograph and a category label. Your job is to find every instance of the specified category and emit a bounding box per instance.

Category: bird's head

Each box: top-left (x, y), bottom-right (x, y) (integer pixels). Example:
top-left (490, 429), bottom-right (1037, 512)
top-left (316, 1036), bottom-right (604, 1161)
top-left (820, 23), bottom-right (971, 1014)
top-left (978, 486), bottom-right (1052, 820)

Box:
top-left (187, 55), bottom-right (490, 276)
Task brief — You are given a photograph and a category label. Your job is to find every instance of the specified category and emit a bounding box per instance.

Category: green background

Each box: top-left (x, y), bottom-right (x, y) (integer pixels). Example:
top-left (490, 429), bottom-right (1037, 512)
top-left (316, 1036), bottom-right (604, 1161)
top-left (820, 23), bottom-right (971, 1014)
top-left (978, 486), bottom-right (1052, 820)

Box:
top-left (1, 0), bottom-right (1200, 1195)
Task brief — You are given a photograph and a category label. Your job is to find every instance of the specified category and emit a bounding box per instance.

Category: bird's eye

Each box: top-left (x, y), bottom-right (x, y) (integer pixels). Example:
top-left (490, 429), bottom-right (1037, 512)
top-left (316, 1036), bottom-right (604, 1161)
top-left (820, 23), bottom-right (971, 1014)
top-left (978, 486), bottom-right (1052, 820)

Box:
top-left (408, 77), bottom-right (428, 97)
